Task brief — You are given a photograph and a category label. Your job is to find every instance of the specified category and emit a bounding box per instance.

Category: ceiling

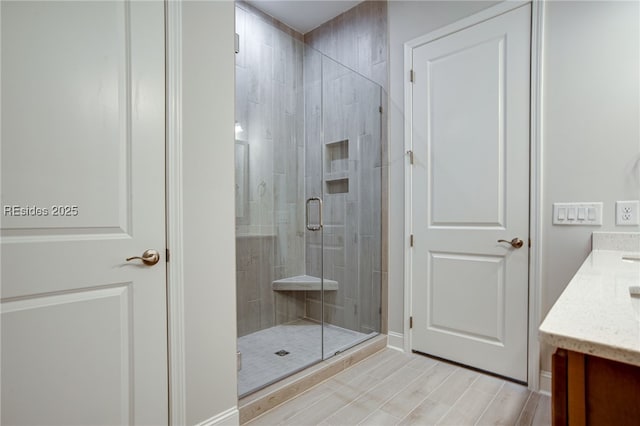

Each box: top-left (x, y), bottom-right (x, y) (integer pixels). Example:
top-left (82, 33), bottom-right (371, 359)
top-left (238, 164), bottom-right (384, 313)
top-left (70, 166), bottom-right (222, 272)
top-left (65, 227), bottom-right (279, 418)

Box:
top-left (245, 0), bottom-right (363, 34)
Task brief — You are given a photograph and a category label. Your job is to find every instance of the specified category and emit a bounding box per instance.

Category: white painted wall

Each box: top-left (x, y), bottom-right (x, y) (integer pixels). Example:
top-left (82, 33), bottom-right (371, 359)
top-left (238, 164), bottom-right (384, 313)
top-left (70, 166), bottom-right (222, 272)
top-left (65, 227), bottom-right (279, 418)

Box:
top-left (182, 1), bottom-right (239, 424)
top-left (388, 0), bottom-right (640, 378)
top-left (539, 0), bottom-right (640, 371)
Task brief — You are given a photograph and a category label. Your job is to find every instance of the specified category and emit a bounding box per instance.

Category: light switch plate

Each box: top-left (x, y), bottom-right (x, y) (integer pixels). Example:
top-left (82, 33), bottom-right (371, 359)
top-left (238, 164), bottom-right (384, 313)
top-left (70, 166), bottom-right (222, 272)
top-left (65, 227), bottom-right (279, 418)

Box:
top-left (553, 202), bottom-right (603, 226)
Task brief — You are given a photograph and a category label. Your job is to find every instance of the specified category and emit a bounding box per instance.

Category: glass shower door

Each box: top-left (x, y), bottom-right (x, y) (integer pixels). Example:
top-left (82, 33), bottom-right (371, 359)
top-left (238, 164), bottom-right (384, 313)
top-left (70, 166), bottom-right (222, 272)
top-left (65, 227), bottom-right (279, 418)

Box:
top-left (319, 55), bottom-right (383, 358)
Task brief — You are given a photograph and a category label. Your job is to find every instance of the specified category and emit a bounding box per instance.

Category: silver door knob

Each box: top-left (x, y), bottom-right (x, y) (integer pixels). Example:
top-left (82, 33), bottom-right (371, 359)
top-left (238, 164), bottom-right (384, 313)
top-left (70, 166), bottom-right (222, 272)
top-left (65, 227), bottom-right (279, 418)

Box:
top-left (126, 249), bottom-right (160, 266)
top-left (498, 238), bottom-right (524, 249)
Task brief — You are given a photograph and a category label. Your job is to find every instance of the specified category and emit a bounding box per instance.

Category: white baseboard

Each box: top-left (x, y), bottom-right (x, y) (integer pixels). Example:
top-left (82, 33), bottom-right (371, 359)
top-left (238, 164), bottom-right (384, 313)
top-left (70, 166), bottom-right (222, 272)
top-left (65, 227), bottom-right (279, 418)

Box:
top-left (387, 331), bottom-right (405, 352)
top-left (195, 407), bottom-right (239, 426)
top-left (539, 370), bottom-right (551, 396)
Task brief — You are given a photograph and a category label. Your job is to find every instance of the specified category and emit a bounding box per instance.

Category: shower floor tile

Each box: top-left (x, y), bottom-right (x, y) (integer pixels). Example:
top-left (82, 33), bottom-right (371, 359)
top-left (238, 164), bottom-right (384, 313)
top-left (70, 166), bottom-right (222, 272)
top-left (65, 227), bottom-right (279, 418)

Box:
top-left (238, 319), bottom-right (376, 397)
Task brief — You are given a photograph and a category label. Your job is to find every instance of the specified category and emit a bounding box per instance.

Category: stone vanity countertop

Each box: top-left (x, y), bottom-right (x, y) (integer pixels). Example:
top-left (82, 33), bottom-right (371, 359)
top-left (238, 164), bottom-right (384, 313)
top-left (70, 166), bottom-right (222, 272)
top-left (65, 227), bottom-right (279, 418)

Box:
top-left (539, 250), bottom-right (640, 366)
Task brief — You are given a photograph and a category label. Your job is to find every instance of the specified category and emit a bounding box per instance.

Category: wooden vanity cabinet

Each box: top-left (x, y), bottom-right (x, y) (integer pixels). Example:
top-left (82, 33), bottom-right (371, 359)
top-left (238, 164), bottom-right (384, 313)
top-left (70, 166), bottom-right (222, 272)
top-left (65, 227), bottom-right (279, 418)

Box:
top-left (552, 348), bottom-right (640, 425)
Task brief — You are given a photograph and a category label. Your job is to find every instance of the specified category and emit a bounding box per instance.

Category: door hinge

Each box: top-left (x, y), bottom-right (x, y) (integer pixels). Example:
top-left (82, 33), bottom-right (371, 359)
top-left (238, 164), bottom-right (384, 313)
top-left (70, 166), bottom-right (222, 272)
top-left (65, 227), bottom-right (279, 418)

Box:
top-left (166, 248), bottom-right (170, 262)
top-left (235, 33), bottom-right (240, 54)
top-left (379, 105), bottom-right (383, 114)
top-left (407, 150), bottom-right (414, 165)
top-left (410, 69), bottom-right (415, 83)
top-left (529, 238), bottom-right (532, 248)
top-left (410, 234), bottom-right (414, 247)
top-left (410, 316), bottom-right (413, 329)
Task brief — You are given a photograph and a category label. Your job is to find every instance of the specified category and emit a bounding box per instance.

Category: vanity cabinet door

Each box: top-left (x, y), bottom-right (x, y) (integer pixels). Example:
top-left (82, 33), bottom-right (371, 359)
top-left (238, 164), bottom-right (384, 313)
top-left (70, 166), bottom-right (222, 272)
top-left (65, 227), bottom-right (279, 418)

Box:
top-left (585, 354), bottom-right (640, 425)
top-left (552, 348), bottom-right (640, 426)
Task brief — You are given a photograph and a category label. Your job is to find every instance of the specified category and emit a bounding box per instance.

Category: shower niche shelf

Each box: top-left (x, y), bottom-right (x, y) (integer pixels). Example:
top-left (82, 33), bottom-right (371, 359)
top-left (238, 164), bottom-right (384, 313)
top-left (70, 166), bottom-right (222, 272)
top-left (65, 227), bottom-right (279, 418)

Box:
top-left (325, 177), bottom-right (349, 194)
top-left (272, 275), bottom-right (338, 291)
top-left (324, 139), bottom-right (349, 194)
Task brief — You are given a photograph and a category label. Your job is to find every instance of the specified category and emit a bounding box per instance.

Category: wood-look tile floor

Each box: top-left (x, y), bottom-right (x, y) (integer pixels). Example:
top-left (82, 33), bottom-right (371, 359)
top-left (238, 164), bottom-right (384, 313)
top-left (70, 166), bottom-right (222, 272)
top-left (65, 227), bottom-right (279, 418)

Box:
top-left (246, 348), bottom-right (551, 426)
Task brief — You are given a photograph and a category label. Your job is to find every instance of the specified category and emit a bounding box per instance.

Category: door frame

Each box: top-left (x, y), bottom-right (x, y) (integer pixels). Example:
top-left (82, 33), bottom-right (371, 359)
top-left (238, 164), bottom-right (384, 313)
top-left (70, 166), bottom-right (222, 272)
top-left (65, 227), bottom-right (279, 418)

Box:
top-left (166, 1), bottom-right (187, 424)
top-left (403, 0), bottom-right (545, 391)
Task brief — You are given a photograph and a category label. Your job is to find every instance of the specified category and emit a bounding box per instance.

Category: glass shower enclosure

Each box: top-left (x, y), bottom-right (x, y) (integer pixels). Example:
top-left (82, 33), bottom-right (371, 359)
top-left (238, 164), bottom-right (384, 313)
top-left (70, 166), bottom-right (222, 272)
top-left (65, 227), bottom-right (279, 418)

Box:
top-left (235, 8), bottom-right (383, 397)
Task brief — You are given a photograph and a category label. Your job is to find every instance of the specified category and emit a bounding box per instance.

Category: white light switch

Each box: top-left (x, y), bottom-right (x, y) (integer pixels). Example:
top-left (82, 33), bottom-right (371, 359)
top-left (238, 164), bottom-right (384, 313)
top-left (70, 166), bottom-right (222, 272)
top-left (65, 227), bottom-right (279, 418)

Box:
top-left (553, 202), bottom-right (603, 226)
top-left (558, 208), bottom-right (566, 220)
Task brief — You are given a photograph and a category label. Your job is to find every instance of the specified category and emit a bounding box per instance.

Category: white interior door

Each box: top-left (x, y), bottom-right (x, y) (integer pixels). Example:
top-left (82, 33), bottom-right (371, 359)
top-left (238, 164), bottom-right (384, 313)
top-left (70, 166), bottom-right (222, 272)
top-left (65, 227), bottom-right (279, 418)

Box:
top-left (1, 1), bottom-right (167, 424)
top-left (410, 5), bottom-right (531, 382)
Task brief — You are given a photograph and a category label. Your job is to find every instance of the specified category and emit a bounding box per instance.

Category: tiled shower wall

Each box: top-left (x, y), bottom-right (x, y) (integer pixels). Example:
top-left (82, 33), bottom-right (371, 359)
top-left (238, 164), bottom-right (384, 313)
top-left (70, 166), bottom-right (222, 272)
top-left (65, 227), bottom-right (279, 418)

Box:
top-left (304, 1), bottom-right (388, 334)
top-left (304, 1), bottom-right (388, 90)
top-left (235, 2), bottom-right (306, 337)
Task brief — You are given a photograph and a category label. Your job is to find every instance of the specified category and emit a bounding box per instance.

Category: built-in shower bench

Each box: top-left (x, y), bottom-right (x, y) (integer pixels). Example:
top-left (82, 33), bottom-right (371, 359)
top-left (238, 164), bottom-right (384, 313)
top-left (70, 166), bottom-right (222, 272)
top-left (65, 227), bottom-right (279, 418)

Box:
top-left (271, 275), bottom-right (338, 291)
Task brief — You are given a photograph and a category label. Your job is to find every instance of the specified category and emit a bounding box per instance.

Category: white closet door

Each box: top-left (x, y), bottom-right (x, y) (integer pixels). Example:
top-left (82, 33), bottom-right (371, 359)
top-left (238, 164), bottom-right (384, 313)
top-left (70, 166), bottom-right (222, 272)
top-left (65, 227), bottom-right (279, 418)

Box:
top-left (1, 1), bottom-right (168, 424)
top-left (410, 5), bottom-right (531, 382)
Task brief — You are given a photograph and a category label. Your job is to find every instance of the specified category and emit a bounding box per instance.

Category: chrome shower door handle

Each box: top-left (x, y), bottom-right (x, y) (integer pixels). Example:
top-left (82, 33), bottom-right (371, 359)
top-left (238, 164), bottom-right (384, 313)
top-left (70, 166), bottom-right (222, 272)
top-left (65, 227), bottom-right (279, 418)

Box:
top-left (306, 197), bottom-right (323, 231)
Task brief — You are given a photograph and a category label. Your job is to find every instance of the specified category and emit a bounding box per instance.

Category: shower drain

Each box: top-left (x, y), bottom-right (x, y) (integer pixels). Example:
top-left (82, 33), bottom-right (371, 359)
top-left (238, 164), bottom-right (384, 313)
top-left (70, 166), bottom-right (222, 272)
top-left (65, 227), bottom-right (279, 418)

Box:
top-left (274, 349), bottom-right (290, 357)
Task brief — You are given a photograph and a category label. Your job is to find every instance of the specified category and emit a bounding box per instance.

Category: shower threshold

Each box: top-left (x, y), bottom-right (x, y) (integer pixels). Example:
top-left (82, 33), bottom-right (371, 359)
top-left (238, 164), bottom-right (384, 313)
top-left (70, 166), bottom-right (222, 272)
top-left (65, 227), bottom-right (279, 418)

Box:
top-left (237, 319), bottom-right (377, 397)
